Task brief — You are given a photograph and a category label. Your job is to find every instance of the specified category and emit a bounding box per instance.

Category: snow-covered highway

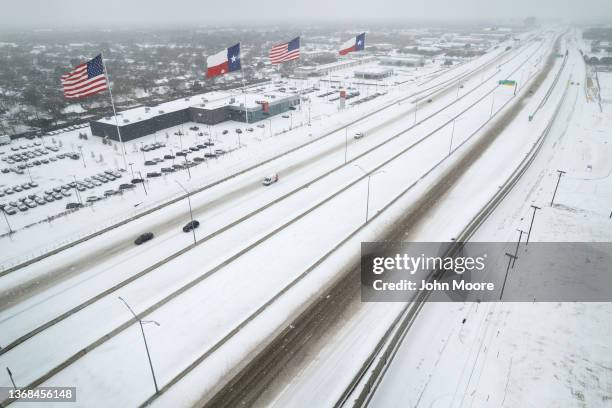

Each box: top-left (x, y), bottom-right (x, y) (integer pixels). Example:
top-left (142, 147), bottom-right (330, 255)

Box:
top-left (0, 30), bottom-right (558, 407)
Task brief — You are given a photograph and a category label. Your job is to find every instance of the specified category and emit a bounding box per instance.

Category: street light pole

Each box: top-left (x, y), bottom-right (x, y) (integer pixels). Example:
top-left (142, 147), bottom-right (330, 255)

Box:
top-left (78, 146), bottom-right (86, 168)
top-left (449, 119), bottom-right (456, 156)
top-left (184, 154), bottom-right (191, 180)
top-left (175, 181), bottom-right (196, 245)
top-left (25, 160), bottom-right (33, 183)
top-left (1, 208), bottom-right (13, 234)
top-left (72, 175), bottom-right (82, 205)
top-left (354, 164), bottom-right (385, 223)
top-left (137, 171), bottom-right (148, 196)
top-left (118, 297), bottom-right (160, 395)
top-left (344, 128), bottom-right (348, 164)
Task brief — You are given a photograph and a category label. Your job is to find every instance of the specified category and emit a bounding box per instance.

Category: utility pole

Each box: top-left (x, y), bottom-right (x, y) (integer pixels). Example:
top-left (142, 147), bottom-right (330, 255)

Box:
top-left (500, 253), bottom-right (517, 300)
top-left (490, 90), bottom-right (496, 118)
top-left (118, 297), bottom-right (159, 395)
top-left (175, 181), bottom-right (196, 245)
top-left (550, 170), bottom-right (566, 206)
top-left (526, 205), bottom-right (541, 245)
top-left (512, 229), bottom-right (525, 268)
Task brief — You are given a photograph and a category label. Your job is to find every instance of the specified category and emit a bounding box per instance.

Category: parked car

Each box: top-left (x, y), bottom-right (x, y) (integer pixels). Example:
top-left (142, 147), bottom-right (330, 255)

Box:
top-left (146, 172), bottom-right (161, 178)
top-left (131, 178), bottom-right (144, 184)
top-left (235, 129), bottom-right (242, 134)
top-left (119, 183), bottom-right (136, 190)
top-left (354, 132), bottom-right (365, 139)
top-left (86, 196), bottom-right (99, 203)
top-left (263, 173), bottom-right (279, 186)
top-left (182, 220), bottom-right (200, 233)
top-left (222, 130), bottom-right (229, 135)
top-left (144, 160), bottom-right (156, 166)
top-left (214, 149), bottom-right (226, 155)
top-left (4, 207), bottom-right (17, 215)
top-left (134, 232), bottom-right (154, 245)
top-left (66, 202), bottom-right (83, 209)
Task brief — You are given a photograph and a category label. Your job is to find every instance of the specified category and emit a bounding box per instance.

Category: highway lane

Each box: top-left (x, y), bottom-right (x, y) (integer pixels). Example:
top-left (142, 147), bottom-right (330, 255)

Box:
top-left (220, 34), bottom-right (571, 408)
top-left (0, 35), bottom-right (551, 407)
top-left (3, 36), bottom-right (540, 347)
top-left (0, 39), bottom-right (519, 314)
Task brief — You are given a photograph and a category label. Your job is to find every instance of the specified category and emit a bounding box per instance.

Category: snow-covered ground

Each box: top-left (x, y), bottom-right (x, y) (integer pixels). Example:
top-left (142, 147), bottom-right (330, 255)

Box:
top-left (242, 31), bottom-right (612, 408)
top-left (0, 44), bottom-right (511, 269)
top-left (0, 30), bottom-right (563, 407)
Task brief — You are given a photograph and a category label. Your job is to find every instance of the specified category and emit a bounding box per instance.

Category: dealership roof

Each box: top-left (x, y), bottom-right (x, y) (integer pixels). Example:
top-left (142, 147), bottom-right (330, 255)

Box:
top-left (96, 89), bottom-right (296, 126)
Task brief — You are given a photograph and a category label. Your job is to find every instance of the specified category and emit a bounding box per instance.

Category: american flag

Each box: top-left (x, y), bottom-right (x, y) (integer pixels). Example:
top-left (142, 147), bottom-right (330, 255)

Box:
top-left (269, 37), bottom-right (300, 64)
top-left (61, 55), bottom-right (108, 99)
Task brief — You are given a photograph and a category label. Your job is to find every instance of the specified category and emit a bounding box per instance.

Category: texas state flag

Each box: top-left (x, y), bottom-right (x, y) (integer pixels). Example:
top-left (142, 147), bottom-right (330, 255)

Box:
top-left (339, 33), bottom-right (366, 56)
top-left (206, 43), bottom-right (241, 78)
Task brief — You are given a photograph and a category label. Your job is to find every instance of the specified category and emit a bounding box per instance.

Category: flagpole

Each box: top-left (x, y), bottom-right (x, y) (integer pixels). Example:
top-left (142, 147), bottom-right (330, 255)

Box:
top-left (241, 42), bottom-right (248, 126)
top-left (100, 52), bottom-right (128, 170)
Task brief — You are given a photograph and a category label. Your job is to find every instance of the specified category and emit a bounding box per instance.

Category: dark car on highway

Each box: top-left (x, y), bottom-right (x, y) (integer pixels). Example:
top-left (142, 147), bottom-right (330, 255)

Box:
top-left (182, 220), bottom-right (200, 232)
top-left (134, 232), bottom-right (154, 245)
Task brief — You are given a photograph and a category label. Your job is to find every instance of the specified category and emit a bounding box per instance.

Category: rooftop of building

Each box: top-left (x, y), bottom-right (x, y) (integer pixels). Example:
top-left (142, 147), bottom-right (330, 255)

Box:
top-left (95, 87), bottom-right (297, 126)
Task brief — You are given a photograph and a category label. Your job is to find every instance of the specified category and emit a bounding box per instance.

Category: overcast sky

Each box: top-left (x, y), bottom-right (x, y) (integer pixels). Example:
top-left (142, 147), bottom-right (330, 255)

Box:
top-left (1, 0), bottom-right (611, 28)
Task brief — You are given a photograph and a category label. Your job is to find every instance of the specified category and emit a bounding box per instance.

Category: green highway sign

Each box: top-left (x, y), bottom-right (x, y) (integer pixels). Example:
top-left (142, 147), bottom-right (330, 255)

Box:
top-left (498, 79), bottom-right (517, 86)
